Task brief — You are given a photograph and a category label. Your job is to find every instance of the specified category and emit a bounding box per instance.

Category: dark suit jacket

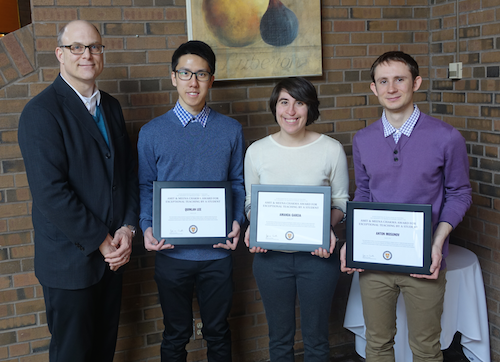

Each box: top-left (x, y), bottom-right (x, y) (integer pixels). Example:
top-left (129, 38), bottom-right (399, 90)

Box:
top-left (18, 75), bottom-right (139, 290)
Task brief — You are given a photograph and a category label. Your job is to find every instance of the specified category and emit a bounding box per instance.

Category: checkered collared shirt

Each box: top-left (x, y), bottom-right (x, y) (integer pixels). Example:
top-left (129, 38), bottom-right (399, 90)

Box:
top-left (382, 105), bottom-right (420, 144)
top-left (173, 101), bottom-right (211, 127)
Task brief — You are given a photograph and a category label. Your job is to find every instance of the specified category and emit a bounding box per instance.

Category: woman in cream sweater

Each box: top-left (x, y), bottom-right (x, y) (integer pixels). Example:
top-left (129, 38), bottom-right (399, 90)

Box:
top-left (244, 77), bottom-right (349, 362)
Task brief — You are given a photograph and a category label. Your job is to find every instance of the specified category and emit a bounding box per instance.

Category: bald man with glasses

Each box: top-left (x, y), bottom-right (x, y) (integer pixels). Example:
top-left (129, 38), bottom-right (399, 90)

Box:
top-left (18, 20), bottom-right (138, 362)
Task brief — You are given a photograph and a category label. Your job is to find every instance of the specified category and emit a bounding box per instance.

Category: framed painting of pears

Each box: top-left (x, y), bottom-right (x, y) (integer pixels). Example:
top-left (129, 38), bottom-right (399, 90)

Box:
top-left (186, 0), bottom-right (322, 81)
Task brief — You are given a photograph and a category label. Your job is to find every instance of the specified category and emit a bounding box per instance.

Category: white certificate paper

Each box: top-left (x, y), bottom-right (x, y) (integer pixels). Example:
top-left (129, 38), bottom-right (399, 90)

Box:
top-left (352, 209), bottom-right (425, 266)
top-left (160, 188), bottom-right (226, 239)
top-left (255, 191), bottom-right (324, 245)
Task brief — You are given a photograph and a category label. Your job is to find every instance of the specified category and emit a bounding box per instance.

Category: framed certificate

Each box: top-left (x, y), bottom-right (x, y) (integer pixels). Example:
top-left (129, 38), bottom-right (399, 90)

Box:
top-left (345, 201), bottom-right (432, 274)
top-left (249, 185), bottom-right (331, 252)
top-left (152, 181), bottom-right (232, 244)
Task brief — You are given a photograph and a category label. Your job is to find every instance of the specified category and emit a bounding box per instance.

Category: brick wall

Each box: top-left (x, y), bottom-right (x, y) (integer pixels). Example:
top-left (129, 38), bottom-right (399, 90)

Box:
top-left (1, 0), bottom-right (500, 361)
top-left (428, 1), bottom-right (500, 361)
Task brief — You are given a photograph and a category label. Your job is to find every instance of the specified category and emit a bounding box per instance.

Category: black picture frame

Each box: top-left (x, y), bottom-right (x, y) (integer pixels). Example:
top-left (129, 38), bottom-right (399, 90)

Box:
top-left (152, 181), bottom-right (232, 245)
top-left (249, 184), bottom-right (331, 252)
top-left (346, 201), bottom-right (432, 274)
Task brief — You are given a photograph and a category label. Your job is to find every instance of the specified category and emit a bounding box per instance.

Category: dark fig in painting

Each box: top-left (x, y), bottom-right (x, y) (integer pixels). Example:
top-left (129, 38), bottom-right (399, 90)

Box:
top-left (260, 0), bottom-right (299, 47)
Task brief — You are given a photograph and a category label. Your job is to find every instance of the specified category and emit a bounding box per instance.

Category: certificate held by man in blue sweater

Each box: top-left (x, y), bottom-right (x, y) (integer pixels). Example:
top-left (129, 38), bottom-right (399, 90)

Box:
top-left (137, 40), bottom-right (245, 362)
top-left (152, 181), bottom-right (233, 244)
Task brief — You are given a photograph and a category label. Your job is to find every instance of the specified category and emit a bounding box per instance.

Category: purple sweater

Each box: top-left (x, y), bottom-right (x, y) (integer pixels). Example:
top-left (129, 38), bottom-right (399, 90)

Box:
top-left (352, 112), bottom-right (472, 265)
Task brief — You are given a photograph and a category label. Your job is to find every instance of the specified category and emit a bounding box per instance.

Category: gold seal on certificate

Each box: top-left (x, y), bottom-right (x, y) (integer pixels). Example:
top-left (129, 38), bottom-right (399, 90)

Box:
top-left (249, 185), bottom-right (331, 252)
top-left (345, 201), bottom-right (432, 274)
top-left (152, 181), bottom-right (233, 245)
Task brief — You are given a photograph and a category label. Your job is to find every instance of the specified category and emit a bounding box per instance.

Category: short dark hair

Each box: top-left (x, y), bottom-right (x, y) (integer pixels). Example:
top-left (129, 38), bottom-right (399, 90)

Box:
top-left (269, 77), bottom-right (320, 126)
top-left (171, 40), bottom-right (216, 74)
top-left (370, 51), bottom-right (419, 82)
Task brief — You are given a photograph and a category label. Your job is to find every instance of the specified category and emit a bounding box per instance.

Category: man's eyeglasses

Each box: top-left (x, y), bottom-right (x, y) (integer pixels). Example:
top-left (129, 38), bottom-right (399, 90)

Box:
top-left (60, 43), bottom-right (105, 55)
top-left (174, 70), bottom-right (212, 82)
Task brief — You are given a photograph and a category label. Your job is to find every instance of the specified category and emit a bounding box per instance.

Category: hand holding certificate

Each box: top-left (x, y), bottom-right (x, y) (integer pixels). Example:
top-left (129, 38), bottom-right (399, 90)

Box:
top-left (345, 202), bottom-right (432, 275)
top-left (152, 181), bottom-right (233, 245)
top-left (248, 185), bottom-right (331, 252)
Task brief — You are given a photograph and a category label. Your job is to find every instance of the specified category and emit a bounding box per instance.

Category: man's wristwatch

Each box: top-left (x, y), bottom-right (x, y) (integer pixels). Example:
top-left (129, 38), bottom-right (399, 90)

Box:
top-left (122, 224), bottom-right (137, 237)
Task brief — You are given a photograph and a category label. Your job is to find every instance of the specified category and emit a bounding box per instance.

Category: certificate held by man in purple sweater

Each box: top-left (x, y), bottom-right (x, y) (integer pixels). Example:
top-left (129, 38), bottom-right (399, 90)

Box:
top-left (345, 201), bottom-right (433, 275)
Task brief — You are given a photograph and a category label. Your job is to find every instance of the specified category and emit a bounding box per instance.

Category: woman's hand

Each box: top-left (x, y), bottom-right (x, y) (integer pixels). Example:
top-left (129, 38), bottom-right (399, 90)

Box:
top-left (244, 225), bottom-right (268, 253)
top-left (312, 227), bottom-right (336, 258)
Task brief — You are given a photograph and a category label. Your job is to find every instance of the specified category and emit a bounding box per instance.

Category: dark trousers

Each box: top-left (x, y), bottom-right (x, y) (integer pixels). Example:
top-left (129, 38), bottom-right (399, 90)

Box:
top-left (42, 268), bottom-right (122, 362)
top-left (253, 251), bottom-right (340, 362)
top-left (154, 253), bottom-right (233, 362)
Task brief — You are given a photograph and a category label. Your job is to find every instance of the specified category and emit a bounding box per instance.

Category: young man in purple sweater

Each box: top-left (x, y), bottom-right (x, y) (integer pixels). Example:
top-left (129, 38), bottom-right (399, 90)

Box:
top-left (341, 51), bottom-right (472, 362)
top-left (138, 41), bottom-right (245, 361)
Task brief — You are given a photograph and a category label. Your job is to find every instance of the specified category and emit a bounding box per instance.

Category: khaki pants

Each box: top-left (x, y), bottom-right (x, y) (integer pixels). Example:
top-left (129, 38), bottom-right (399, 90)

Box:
top-left (359, 270), bottom-right (447, 362)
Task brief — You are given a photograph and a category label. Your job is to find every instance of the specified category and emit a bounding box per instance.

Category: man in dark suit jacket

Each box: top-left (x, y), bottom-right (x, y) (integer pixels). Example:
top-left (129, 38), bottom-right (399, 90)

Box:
top-left (18, 20), bottom-right (138, 362)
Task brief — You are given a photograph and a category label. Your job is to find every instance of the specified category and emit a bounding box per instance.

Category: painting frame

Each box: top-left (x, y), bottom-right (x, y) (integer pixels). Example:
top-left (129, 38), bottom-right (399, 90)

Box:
top-left (186, 0), bottom-right (322, 81)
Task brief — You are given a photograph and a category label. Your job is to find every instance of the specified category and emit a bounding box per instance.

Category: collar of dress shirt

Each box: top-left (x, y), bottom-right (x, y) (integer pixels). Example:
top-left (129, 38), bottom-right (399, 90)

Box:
top-left (173, 101), bottom-right (211, 128)
top-left (382, 104), bottom-right (421, 140)
top-left (60, 73), bottom-right (101, 116)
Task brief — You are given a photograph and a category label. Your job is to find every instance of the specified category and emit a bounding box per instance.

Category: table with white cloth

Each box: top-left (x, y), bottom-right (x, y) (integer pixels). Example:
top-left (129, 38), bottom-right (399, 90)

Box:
top-left (343, 244), bottom-right (490, 362)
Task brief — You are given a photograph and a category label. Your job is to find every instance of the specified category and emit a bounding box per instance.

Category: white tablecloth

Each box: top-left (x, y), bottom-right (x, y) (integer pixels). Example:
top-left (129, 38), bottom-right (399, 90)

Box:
top-left (343, 244), bottom-right (490, 362)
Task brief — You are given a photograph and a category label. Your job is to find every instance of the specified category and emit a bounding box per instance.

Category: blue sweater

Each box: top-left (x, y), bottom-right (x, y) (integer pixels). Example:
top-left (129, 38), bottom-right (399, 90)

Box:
top-left (138, 108), bottom-right (245, 261)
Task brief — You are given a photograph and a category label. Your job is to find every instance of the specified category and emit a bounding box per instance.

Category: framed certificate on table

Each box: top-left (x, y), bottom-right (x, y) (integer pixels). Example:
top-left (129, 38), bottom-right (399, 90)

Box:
top-left (345, 201), bottom-right (432, 274)
top-left (152, 181), bottom-right (232, 244)
top-left (249, 185), bottom-right (331, 252)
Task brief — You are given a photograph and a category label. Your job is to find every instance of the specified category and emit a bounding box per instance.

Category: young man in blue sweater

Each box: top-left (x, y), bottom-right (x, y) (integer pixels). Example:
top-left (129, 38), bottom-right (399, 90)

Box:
top-left (138, 41), bottom-right (245, 362)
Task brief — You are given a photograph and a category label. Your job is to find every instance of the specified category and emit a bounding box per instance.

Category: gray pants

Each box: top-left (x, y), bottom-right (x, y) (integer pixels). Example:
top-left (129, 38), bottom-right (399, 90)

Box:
top-left (253, 251), bottom-right (340, 362)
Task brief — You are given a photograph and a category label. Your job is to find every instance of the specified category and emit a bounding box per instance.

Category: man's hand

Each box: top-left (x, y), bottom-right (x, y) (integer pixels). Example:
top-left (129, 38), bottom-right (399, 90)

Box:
top-left (410, 244), bottom-right (442, 279)
top-left (99, 234), bottom-right (116, 258)
top-left (410, 222), bottom-right (451, 279)
top-left (143, 226), bottom-right (174, 251)
top-left (214, 220), bottom-right (240, 250)
top-left (99, 227), bottom-right (133, 271)
top-left (243, 224), bottom-right (267, 253)
top-left (340, 243), bottom-right (364, 274)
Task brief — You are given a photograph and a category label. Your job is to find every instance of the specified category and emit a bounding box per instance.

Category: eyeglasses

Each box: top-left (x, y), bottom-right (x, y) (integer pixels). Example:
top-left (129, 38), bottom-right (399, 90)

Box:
top-left (60, 43), bottom-right (105, 55)
top-left (174, 70), bottom-right (212, 82)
